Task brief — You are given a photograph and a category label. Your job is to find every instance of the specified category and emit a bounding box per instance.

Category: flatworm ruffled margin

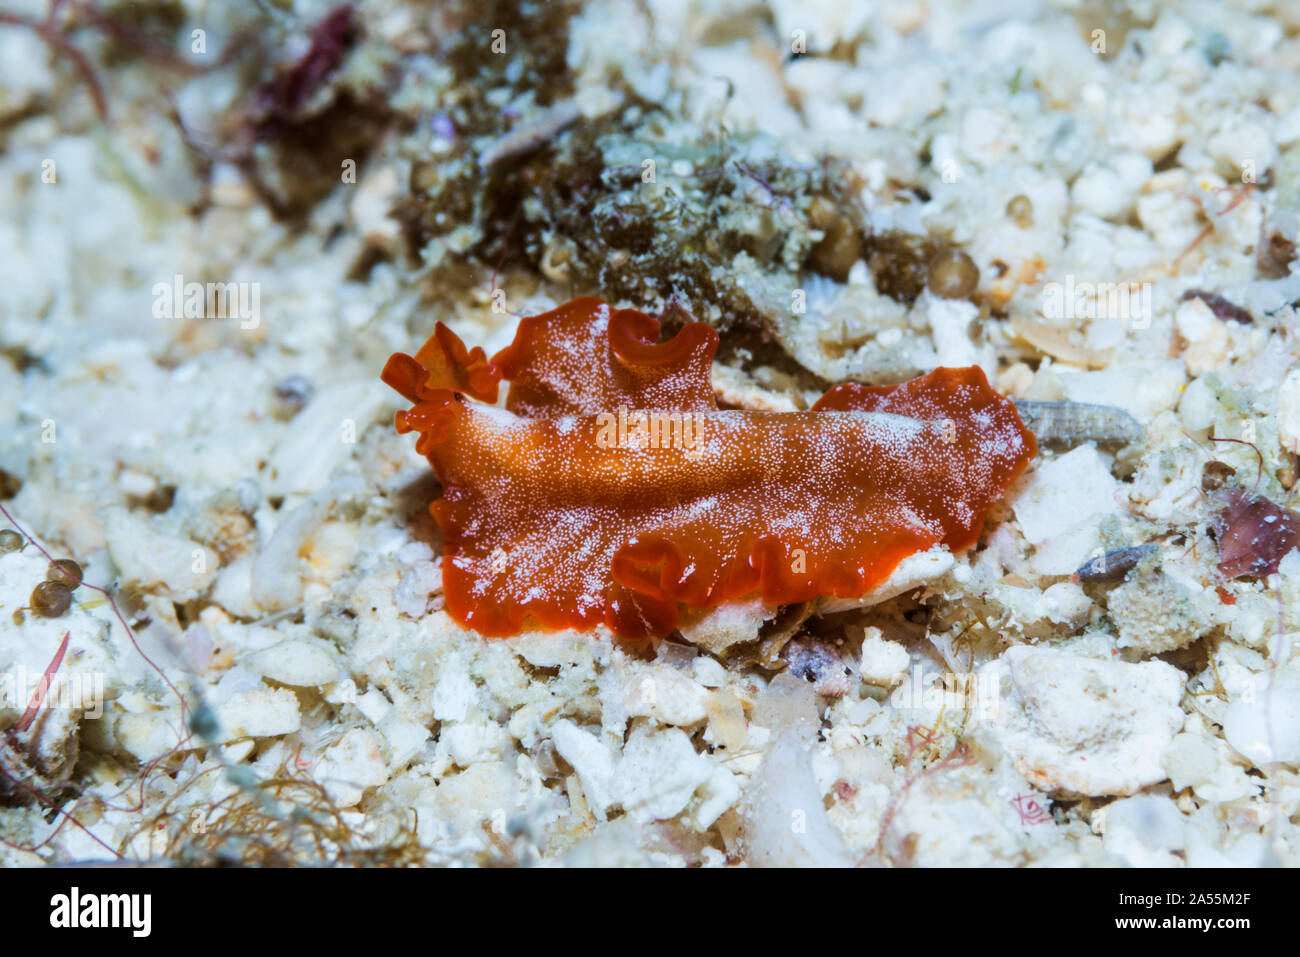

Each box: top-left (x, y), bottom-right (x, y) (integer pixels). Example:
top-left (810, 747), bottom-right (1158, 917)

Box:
top-left (382, 297), bottom-right (1036, 640)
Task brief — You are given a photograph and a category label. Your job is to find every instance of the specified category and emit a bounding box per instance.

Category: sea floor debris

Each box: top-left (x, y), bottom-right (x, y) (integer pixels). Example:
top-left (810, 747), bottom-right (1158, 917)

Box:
top-left (2, 0), bottom-right (1300, 867)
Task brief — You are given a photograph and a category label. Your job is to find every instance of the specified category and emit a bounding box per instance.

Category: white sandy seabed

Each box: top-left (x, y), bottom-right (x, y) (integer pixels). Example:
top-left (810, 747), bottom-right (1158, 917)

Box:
top-left (2, 0), bottom-right (1300, 866)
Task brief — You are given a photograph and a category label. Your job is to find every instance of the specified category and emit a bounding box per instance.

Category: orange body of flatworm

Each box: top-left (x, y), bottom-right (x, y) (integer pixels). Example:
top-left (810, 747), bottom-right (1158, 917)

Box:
top-left (381, 297), bottom-right (1036, 640)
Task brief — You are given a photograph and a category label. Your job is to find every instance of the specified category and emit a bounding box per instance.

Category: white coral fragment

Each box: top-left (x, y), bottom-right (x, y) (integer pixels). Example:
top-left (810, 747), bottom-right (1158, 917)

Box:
top-left (978, 646), bottom-right (1184, 796)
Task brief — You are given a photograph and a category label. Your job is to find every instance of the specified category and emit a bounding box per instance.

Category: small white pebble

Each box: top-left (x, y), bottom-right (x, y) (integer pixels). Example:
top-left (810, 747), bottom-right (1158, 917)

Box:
top-left (859, 629), bottom-right (910, 687)
top-left (692, 655), bottom-right (727, 688)
top-left (397, 541), bottom-right (434, 564)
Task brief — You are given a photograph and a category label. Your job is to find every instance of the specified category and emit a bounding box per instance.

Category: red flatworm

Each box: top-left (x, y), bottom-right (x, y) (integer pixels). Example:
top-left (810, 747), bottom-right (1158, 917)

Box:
top-left (382, 297), bottom-right (1036, 640)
